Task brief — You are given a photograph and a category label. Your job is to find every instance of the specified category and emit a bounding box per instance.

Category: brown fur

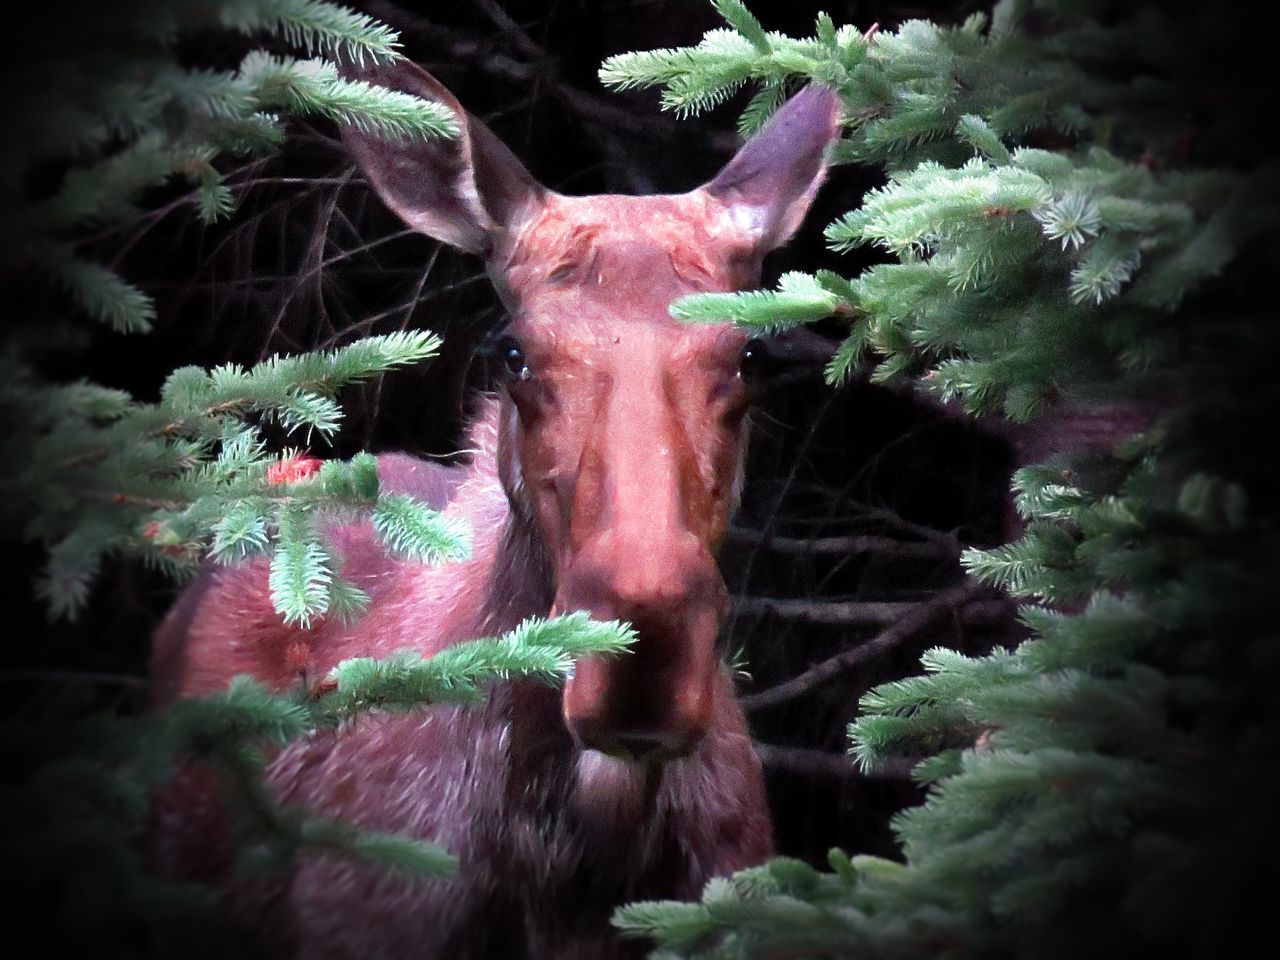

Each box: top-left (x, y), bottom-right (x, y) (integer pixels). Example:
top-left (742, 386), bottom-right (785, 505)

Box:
top-left (153, 62), bottom-right (840, 958)
top-left (152, 408), bottom-right (771, 957)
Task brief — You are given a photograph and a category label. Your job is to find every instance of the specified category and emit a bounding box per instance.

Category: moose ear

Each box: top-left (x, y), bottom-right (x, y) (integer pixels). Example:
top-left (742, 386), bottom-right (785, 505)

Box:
top-left (339, 60), bottom-right (545, 258)
top-left (700, 84), bottom-right (841, 253)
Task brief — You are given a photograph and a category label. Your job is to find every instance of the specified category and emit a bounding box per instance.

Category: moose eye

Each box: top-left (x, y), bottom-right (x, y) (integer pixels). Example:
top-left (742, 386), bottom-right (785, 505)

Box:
top-left (495, 336), bottom-right (532, 383)
top-left (738, 337), bottom-right (769, 387)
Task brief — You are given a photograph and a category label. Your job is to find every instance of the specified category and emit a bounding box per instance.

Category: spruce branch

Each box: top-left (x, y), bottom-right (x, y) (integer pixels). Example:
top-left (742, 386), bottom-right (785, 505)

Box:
top-left (216, 0), bottom-right (404, 65)
top-left (9, 331), bottom-right (442, 621)
top-left (240, 52), bottom-right (459, 142)
top-left (371, 493), bottom-right (471, 564)
top-left (601, 3), bottom-right (1270, 955)
top-left (312, 613), bottom-right (636, 720)
top-left (671, 271), bottom-right (854, 330)
top-left (712, 1), bottom-right (772, 56)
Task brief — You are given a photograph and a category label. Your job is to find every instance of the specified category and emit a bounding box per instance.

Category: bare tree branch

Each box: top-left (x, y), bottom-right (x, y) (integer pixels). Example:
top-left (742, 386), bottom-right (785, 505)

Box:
top-left (469, 0), bottom-right (544, 61)
top-left (724, 526), bottom-right (958, 561)
top-left (739, 578), bottom-right (997, 713)
top-left (732, 592), bottom-right (1009, 627)
top-left (753, 742), bottom-right (917, 780)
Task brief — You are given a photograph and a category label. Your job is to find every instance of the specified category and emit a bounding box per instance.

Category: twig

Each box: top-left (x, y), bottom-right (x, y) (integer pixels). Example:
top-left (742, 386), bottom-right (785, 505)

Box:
top-left (731, 593), bottom-right (1009, 627)
top-left (849, 503), bottom-right (963, 548)
top-left (754, 742), bottom-right (915, 780)
top-left (78, 490), bottom-right (183, 510)
top-left (751, 501), bottom-right (962, 548)
top-left (470, 0), bottom-right (544, 61)
top-left (724, 527), bottom-right (957, 561)
top-left (725, 388), bottom-right (848, 650)
top-left (739, 579), bottom-right (995, 712)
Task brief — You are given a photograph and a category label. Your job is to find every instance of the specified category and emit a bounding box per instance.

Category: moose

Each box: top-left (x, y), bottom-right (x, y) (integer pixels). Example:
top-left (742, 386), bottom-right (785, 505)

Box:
top-left (151, 59), bottom-right (841, 958)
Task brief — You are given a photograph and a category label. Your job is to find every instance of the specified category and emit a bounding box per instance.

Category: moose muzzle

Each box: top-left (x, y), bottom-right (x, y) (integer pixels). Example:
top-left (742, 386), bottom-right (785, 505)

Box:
top-left (558, 529), bottom-right (728, 763)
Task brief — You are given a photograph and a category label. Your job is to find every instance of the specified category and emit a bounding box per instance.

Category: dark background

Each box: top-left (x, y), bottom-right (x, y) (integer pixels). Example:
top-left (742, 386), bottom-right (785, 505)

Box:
top-left (8, 0), bottom-right (1016, 869)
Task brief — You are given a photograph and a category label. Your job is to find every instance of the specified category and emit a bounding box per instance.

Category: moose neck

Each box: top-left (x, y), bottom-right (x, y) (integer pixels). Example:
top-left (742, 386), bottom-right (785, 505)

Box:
top-left (484, 488), bottom-right (556, 639)
top-left (420, 397), bottom-right (552, 643)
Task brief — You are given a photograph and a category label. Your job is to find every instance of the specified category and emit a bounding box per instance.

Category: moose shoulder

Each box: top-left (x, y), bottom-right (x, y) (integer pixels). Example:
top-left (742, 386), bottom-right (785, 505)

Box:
top-left (152, 60), bottom-right (840, 958)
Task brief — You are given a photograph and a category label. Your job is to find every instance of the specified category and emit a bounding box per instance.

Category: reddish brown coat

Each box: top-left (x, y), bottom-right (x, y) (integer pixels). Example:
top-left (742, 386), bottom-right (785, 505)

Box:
top-left (152, 61), bottom-right (840, 958)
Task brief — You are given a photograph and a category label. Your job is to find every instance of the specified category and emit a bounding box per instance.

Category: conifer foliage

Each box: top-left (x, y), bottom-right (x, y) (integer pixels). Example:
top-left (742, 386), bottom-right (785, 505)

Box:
top-left (2, 0), bottom-right (635, 941)
top-left (605, 1), bottom-right (1271, 955)
top-left (3, 1), bottom-right (464, 626)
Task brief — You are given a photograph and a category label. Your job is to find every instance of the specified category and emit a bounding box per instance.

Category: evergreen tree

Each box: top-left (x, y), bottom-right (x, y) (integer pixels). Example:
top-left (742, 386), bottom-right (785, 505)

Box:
top-left (1, 1), bottom-right (633, 943)
top-left (604, 1), bottom-right (1273, 955)
top-left (3, 0), bottom-right (461, 624)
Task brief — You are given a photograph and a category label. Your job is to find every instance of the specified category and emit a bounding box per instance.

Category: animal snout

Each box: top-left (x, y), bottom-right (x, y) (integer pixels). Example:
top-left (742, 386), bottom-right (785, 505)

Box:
top-left (559, 538), bottom-right (727, 764)
top-left (566, 528), bottom-right (727, 621)
top-left (622, 543), bottom-right (722, 618)
top-left (562, 622), bottom-right (721, 763)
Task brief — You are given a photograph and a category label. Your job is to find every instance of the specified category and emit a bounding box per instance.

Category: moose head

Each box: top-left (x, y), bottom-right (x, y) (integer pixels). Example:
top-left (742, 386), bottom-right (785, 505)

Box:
top-left (343, 61), bottom-right (840, 764)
